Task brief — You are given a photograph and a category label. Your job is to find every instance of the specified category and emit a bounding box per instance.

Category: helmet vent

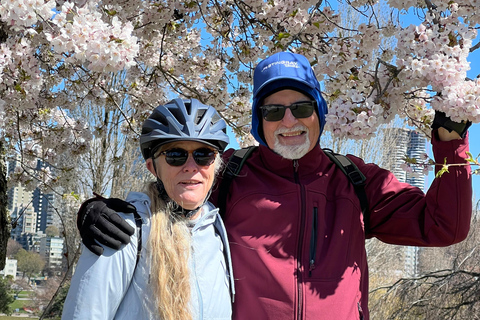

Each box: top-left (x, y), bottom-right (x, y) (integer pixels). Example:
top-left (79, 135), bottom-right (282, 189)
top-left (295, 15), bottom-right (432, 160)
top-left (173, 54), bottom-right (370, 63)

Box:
top-left (211, 112), bottom-right (221, 124)
top-left (195, 109), bottom-right (206, 125)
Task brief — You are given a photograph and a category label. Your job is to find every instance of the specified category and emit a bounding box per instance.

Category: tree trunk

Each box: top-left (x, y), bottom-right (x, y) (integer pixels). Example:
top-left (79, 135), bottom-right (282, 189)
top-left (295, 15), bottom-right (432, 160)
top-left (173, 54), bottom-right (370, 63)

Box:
top-left (0, 140), bottom-right (10, 270)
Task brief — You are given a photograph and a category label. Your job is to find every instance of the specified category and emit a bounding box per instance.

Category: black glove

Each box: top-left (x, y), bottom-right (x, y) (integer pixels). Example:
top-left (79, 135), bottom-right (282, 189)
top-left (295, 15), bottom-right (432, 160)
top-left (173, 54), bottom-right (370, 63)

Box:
top-left (77, 196), bottom-right (136, 256)
top-left (432, 111), bottom-right (472, 138)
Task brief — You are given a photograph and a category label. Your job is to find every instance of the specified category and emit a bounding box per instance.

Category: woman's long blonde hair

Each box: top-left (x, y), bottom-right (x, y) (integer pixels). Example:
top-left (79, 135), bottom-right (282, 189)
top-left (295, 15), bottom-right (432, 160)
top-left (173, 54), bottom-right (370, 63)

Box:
top-left (146, 152), bottom-right (223, 320)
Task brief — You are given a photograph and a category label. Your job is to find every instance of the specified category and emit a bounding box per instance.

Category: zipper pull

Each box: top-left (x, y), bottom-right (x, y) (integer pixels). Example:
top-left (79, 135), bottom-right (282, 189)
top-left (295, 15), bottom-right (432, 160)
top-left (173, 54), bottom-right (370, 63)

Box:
top-left (293, 159), bottom-right (299, 172)
top-left (309, 260), bottom-right (316, 275)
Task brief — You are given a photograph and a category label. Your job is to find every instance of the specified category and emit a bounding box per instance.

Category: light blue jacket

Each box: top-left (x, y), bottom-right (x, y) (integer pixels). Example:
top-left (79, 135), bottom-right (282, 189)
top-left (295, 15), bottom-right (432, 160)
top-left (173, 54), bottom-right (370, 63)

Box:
top-left (62, 192), bottom-right (234, 320)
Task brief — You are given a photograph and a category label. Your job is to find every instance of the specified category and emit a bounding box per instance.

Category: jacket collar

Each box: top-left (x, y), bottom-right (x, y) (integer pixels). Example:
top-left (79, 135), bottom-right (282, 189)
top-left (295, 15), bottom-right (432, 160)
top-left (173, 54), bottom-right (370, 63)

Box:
top-left (191, 202), bottom-right (219, 232)
top-left (258, 144), bottom-right (327, 180)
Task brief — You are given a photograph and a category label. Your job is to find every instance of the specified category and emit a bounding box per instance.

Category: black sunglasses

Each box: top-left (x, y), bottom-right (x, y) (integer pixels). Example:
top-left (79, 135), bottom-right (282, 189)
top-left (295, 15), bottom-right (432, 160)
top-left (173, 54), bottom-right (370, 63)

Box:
top-left (260, 100), bottom-right (316, 122)
top-left (159, 148), bottom-right (218, 167)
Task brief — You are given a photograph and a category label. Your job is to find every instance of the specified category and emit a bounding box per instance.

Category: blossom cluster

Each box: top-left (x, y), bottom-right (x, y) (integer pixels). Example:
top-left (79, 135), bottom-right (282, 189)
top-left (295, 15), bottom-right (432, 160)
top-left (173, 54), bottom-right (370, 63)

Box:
top-left (0, 38), bottom-right (44, 112)
top-left (0, 0), bottom-right (55, 29)
top-left (45, 1), bottom-right (139, 73)
top-left (310, 2), bottom-right (480, 139)
top-left (395, 14), bottom-right (480, 124)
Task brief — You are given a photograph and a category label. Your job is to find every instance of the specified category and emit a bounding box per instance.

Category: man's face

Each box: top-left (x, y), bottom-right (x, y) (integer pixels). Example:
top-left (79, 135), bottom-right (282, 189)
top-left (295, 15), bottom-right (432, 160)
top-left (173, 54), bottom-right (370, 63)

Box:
top-left (262, 89), bottom-right (320, 159)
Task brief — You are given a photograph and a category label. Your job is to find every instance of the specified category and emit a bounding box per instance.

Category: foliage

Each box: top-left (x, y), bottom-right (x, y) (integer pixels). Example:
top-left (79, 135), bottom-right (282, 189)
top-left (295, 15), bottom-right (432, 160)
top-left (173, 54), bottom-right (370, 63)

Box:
top-left (0, 277), bottom-right (13, 315)
top-left (14, 249), bottom-right (46, 280)
top-left (402, 151), bottom-right (480, 178)
top-left (6, 239), bottom-right (22, 258)
top-left (45, 226), bottom-right (59, 238)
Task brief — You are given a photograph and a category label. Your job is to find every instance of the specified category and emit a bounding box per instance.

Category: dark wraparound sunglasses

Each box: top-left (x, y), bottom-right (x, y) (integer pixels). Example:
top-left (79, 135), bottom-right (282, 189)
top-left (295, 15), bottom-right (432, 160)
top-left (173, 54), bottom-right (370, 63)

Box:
top-left (158, 148), bottom-right (218, 167)
top-left (260, 100), bottom-right (316, 122)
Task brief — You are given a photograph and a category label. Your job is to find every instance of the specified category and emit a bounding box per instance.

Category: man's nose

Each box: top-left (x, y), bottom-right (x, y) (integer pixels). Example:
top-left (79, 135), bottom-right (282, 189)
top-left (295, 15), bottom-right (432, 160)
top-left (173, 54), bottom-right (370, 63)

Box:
top-left (281, 107), bottom-right (298, 127)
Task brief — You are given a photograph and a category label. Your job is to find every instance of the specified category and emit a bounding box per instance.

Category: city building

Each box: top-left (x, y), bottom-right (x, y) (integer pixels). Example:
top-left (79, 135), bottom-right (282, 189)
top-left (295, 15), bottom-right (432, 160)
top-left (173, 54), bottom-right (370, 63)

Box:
top-left (8, 158), bottom-right (60, 239)
top-left (382, 128), bottom-right (426, 277)
top-left (39, 236), bottom-right (65, 275)
top-left (383, 128), bottom-right (427, 190)
top-left (32, 160), bottom-right (59, 232)
top-left (7, 157), bottom-right (65, 274)
top-left (16, 232), bottom-right (45, 253)
top-left (0, 258), bottom-right (18, 280)
top-left (33, 188), bottom-right (57, 232)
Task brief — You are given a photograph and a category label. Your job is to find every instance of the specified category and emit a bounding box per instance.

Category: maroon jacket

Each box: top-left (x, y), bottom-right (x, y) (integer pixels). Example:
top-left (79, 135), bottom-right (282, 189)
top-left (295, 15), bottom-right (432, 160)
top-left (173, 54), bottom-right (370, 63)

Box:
top-left (210, 133), bottom-right (471, 320)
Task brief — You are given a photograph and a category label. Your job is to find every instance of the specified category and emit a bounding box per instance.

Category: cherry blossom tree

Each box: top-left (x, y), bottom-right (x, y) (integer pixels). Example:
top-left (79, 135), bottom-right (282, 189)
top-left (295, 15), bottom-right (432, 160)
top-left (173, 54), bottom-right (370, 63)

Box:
top-left (1, 0), bottom-right (480, 275)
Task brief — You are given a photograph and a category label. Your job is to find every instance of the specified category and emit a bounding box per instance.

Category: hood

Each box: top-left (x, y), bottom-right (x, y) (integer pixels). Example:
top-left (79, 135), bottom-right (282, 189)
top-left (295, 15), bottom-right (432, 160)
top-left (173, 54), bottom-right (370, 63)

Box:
top-left (250, 51), bottom-right (328, 146)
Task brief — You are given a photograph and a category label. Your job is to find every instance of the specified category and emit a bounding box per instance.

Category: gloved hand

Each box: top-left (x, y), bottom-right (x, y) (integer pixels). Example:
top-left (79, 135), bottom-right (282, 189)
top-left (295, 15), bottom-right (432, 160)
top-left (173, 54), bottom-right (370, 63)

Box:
top-left (77, 196), bottom-right (136, 256)
top-left (432, 111), bottom-right (472, 138)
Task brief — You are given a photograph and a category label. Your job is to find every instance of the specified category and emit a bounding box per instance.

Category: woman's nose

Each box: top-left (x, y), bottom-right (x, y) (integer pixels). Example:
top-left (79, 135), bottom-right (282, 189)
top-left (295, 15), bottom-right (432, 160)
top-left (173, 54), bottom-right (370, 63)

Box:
top-left (182, 154), bottom-right (199, 172)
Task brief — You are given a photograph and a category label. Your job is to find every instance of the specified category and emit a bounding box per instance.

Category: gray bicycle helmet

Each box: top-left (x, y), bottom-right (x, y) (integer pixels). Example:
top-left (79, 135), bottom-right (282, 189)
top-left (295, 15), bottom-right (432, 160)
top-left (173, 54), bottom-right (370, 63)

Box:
top-left (140, 98), bottom-right (229, 160)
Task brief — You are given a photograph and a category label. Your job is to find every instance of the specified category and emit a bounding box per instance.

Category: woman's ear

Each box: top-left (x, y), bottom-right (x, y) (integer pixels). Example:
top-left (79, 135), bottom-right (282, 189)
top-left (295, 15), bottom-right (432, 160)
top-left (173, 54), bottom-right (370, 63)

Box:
top-left (146, 158), bottom-right (157, 177)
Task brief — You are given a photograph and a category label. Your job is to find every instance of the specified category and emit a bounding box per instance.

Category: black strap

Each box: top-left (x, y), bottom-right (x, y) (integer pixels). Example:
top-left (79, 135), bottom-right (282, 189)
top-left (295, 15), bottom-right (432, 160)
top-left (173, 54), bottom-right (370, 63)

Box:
top-left (323, 148), bottom-right (370, 233)
top-left (133, 211), bottom-right (143, 267)
top-left (217, 146), bottom-right (257, 216)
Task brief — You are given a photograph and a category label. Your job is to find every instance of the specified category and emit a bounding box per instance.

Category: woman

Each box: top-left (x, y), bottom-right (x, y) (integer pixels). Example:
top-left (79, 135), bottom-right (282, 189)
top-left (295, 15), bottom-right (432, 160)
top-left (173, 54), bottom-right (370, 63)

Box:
top-left (62, 98), bottom-right (234, 320)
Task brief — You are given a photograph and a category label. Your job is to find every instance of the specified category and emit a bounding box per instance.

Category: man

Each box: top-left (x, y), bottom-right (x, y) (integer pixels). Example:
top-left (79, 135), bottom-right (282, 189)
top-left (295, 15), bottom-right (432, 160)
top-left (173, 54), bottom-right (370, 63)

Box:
top-left (78, 52), bottom-right (472, 319)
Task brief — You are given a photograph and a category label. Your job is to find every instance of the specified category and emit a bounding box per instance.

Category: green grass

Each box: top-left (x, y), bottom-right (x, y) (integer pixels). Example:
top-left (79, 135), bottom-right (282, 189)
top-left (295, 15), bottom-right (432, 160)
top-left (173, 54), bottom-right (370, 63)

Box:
top-left (0, 317), bottom-right (38, 320)
top-left (9, 299), bottom-right (29, 310)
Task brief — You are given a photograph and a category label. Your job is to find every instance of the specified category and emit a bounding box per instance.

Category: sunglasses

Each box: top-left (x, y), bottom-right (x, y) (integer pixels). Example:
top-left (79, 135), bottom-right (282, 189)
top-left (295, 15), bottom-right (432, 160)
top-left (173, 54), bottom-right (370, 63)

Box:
top-left (260, 100), bottom-right (316, 122)
top-left (158, 148), bottom-right (218, 167)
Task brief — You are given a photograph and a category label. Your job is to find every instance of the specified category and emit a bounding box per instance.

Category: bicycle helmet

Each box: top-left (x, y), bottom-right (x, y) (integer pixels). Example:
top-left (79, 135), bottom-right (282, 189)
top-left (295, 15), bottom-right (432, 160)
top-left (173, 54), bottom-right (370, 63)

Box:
top-left (140, 98), bottom-right (230, 160)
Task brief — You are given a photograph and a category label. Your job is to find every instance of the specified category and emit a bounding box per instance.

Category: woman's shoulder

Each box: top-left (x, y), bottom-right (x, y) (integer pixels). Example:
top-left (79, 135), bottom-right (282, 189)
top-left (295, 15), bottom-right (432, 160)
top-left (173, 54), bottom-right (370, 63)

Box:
top-left (125, 192), bottom-right (151, 217)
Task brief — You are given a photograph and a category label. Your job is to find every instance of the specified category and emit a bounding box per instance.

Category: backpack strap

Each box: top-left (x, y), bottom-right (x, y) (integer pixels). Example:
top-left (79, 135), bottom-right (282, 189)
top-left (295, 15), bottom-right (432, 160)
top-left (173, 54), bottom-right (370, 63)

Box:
top-left (323, 148), bottom-right (370, 234)
top-left (213, 218), bottom-right (236, 303)
top-left (133, 211), bottom-right (143, 267)
top-left (217, 146), bottom-right (257, 217)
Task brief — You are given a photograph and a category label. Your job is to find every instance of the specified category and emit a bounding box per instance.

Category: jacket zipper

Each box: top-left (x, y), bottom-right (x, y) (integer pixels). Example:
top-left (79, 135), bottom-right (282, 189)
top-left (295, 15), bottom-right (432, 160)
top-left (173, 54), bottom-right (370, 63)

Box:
top-left (309, 207), bottom-right (318, 277)
top-left (294, 159), bottom-right (306, 320)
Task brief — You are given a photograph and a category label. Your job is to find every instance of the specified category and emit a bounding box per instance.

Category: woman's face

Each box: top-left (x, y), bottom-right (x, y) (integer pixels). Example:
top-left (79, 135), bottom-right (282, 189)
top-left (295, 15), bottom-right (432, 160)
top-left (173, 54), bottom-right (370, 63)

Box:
top-left (146, 141), bottom-right (218, 210)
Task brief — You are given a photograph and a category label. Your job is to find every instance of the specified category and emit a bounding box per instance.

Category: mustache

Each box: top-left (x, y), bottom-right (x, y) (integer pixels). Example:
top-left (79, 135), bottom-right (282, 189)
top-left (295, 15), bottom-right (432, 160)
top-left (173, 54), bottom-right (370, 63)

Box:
top-left (275, 125), bottom-right (309, 135)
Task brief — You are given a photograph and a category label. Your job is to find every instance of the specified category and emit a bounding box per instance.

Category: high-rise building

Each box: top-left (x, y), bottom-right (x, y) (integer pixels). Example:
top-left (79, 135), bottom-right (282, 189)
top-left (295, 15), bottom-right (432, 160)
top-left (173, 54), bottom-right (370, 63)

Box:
top-left (7, 157), bottom-right (65, 274)
top-left (382, 128), bottom-right (427, 277)
top-left (8, 158), bottom-right (59, 239)
top-left (39, 236), bottom-right (65, 274)
top-left (383, 128), bottom-right (427, 190)
top-left (33, 188), bottom-right (56, 232)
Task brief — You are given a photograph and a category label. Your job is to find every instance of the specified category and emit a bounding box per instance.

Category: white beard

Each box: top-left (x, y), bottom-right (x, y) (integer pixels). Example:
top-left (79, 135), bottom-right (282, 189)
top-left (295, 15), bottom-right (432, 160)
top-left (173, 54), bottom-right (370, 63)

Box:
top-left (272, 125), bottom-right (311, 160)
